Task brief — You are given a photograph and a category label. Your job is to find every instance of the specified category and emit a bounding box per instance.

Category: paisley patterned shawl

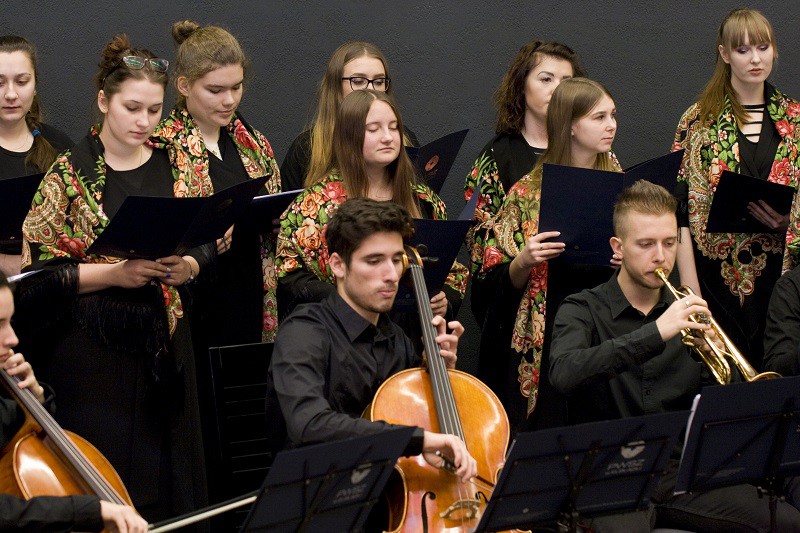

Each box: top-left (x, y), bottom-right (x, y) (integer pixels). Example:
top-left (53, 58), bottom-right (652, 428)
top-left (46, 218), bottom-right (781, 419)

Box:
top-left (673, 84), bottom-right (800, 304)
top-left (474, 155), bottom-right (622, 417)
top-left (149, 106), bottom-right (282, 341)
top-left (464, 149), bottom-right (504, 276)
top-left (275, 173), bottom-right (468, 296)
top-left (21, 127), bottom-right (185, 335)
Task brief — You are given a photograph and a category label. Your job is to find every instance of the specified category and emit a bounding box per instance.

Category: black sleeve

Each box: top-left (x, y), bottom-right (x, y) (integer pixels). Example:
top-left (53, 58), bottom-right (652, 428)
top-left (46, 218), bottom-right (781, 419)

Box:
top-left (549, 296), bottom-right (666, 394)
top-left (271, 316), bottom-right (413, 447)
top-left (280, 131), bottom-right (312, 192)
top-left (184, 242), bottom-right (216, 280)
top-left (277, 267), bottom-right (335, 320)
top-left (0, 494), bottom-right (103, 532)
top-left (764, 271), bottom-right (800, 375)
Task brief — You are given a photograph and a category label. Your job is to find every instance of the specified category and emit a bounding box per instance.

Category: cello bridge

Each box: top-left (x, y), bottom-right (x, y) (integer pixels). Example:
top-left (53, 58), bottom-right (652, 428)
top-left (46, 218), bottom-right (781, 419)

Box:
top-left (439, 498), bottom-right (481, 520)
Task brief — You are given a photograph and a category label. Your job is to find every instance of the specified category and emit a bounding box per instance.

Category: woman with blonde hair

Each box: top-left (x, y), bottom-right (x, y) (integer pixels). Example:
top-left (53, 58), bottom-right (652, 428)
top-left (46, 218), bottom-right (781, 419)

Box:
top-left (150, 20), bottom-right (281, 345)
top-left (673, 7), bottom-right (800, 371)
top-left (474, 77), bottom-right (619, 434)
top-left (280, 41), bottom-right (417, 191)
top-left (277, 89), bottom-right (465, 334)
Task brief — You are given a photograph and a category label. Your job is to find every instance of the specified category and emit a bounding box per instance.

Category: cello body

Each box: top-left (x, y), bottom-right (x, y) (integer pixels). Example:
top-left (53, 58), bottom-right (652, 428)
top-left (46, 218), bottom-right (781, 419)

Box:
top-left (0, 419), bottom-right (131, 503)
top-left (370, 368), bottom-right (510, 532)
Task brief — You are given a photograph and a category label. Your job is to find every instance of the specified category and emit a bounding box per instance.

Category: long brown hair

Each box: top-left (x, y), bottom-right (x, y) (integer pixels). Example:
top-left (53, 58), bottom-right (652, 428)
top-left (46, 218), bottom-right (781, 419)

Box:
top-left (170, 20), bottom-right (248, 109)
top-left (307, 41), bottom-right (411, 187)
top-left (0, 36), bottom-right (56, 173)
top-left (697, 8), bottom-right (777, 126)
top-left (532, 78), bottom-right (616, 175)
top-left (321, 90), bottom-right (421, 217)
top-left (495, 40), bottom-right (586, 134)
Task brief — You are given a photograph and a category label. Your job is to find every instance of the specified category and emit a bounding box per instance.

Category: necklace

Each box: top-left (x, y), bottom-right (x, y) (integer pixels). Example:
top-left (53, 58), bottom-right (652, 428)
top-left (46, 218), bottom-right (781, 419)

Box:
top-left (2, 131), bottom-right (34, 153)
top-left (207, 140), bottom-right (222, 159)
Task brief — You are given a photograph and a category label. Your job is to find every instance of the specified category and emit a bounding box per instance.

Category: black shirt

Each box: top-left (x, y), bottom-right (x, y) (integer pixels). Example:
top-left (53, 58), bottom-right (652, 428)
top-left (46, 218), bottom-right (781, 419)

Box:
top-left (549, 273), bottom-right (703, 424)
top-left (103, 148), bottom-right (174, 219)
top-left (267, 292), bottom-right (424, 455)
top-left (0, 123), bottom-right (73, 180)
top-left (764, 266), bottom-right (800, 375)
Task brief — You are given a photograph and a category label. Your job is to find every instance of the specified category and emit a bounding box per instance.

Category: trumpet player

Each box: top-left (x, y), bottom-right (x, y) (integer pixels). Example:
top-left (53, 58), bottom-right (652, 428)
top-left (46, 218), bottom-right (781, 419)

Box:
top-left (549, 180), bottom-right (800, 531)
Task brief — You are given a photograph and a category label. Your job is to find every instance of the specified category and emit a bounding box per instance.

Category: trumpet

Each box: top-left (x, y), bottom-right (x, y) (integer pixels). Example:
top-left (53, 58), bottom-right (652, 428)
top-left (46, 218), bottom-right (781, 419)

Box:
top-left (654, 268), bottom-right (781, 385)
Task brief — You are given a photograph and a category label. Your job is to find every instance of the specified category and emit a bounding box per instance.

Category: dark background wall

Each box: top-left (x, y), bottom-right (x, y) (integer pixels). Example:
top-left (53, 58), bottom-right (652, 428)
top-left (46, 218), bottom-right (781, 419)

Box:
top-left (4, 1), bottom-right (798, 370)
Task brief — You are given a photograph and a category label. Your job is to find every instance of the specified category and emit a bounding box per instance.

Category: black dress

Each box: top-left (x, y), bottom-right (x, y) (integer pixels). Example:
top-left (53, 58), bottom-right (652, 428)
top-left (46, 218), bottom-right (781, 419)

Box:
top-left (15, 147), bottom-right (209, 529)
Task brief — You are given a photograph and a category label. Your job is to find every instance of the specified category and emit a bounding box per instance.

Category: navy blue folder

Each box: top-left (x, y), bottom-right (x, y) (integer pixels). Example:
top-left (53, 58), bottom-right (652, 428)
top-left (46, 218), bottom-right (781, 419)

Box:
top-left (241, 189), bottom-right (302, 233)
top-left (394, 193), bottom-right (478, 309)
top-left (406, 129), bottom-right (469, 194)
top-left (537, 151), bottom-right (684, 265)
top-left (0, 172), bottom-right (44, 247)
top-left (87, 176), bottom-right (268, 259)
top-left (706, 170), bottom-right (796, 233)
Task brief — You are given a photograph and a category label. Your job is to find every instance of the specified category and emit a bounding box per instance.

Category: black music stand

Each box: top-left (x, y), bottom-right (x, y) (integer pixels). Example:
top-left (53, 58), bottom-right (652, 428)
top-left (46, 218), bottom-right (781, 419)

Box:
top-left (240, 426), bottom-right (415, 532)
top-left (474, 411), bottom-right (689, 532)
top-left (675, 376), bottom-right (800, 531)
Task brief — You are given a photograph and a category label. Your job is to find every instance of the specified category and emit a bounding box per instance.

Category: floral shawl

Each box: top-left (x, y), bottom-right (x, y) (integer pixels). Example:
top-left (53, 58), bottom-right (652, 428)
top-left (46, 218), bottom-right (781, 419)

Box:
top-left (475, 156), bottom-right (622, 417)
top-left (673, 84), bottom-right (800, 304)
top-left (275, 173), bottom-right (468, 296)
top-left (21, 127), bottom-right (185, 335)
top-left (149, 107), bottom-right (282, 341)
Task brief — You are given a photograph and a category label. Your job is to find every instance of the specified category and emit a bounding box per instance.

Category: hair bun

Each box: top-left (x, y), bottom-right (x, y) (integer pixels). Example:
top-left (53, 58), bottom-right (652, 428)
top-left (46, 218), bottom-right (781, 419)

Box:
top-left (172, 20), bottom-right (201, 45)
top-left (100, 33), bottom-right (132, 64)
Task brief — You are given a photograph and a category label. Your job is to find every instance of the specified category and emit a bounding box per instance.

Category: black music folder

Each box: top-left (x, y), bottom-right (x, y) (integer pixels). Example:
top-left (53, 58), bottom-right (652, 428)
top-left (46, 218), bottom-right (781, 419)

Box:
top-left (0, 172), bottom-right (44, 249)
top-left (475, 411), bottom-right (688, 532)
top-left (706, 170), bottom-right (796, 233)
top-left (394, 194), bottom-right (477, 309)
top-left (406, 129), bottom-right (469, 194)
top-left (241, 189), bottom-right (302, 233)
top-left (241, 427), bottom-right (415, 532)
top-left (538, 152), bottom-right (684, 265)
top-left (87, 176), bottom-right (268, 259)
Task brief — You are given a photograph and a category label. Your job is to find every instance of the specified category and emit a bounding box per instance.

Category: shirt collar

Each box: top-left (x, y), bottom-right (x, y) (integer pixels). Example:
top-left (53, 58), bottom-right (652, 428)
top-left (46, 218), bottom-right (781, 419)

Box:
top-left (329, 292), bottom-right (394, 343)
top-left (606, 271), bottom-right (671, 319)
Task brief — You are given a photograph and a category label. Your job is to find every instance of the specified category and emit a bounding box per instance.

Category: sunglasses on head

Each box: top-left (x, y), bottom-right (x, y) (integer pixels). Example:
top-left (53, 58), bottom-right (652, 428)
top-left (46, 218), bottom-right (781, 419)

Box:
top-left (102, 55), bottom-right (169, 87)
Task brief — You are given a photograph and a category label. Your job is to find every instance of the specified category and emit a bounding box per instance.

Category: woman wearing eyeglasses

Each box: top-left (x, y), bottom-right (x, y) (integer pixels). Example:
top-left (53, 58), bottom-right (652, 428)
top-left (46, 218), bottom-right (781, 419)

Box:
top-left (280, 41), bottom-right (418, 191)
top-left (18, 34), bottom-right (209, 527)
top-left (0, 36), bottom-right (73, 277)
top-left (150, 21), bottom-right (281, 349)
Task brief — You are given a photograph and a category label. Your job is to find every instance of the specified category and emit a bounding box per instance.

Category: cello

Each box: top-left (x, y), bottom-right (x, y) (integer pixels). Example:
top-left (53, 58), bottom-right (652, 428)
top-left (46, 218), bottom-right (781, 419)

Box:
top-left (0, 354), bottom-right (135, 516)
top-left (368, 246), bottom-right (511, 532)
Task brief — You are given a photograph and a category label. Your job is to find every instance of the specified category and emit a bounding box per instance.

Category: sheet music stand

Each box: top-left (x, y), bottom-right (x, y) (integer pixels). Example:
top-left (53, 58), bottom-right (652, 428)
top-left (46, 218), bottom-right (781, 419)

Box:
top-left (474, 411), bottom-right (689, 532)
top-left (240, 426), bottom-right (415, 532)
top-left (675, 376), bottom-right (800, 531)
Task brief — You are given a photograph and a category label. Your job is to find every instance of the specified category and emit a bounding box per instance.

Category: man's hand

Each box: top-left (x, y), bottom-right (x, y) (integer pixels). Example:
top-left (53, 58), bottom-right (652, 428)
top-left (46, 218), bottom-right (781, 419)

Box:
top-left (421, 431), bottom-right (477, 483)
top-left (655, 294), bottom-right (712, 343)
top-left (423, 317), bottom-right (464, 369)
top-left (99, 501), bottom-right (148, 532)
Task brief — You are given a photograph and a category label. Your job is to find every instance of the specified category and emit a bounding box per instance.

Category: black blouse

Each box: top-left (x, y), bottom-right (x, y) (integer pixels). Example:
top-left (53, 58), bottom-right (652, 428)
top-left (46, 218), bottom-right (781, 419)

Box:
top-left (0, 123), bottom-right (73, 180)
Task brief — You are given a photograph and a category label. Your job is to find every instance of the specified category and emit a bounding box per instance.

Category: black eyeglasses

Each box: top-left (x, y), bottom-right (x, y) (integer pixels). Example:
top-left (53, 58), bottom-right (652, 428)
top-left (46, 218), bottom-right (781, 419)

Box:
top-left (102, 55), bottom-right (170, 87)
top-left (341, 76), bottom-right (390, 92)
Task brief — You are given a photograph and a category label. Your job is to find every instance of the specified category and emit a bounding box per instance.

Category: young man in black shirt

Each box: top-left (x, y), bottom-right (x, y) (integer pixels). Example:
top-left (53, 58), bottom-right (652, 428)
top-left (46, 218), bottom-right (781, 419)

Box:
top-left (550, 180), bottom-right (800, 531)
top-left (0, 273), bottom-right (147, 533)
top-left (269, 198), bottom-right (477, 483)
